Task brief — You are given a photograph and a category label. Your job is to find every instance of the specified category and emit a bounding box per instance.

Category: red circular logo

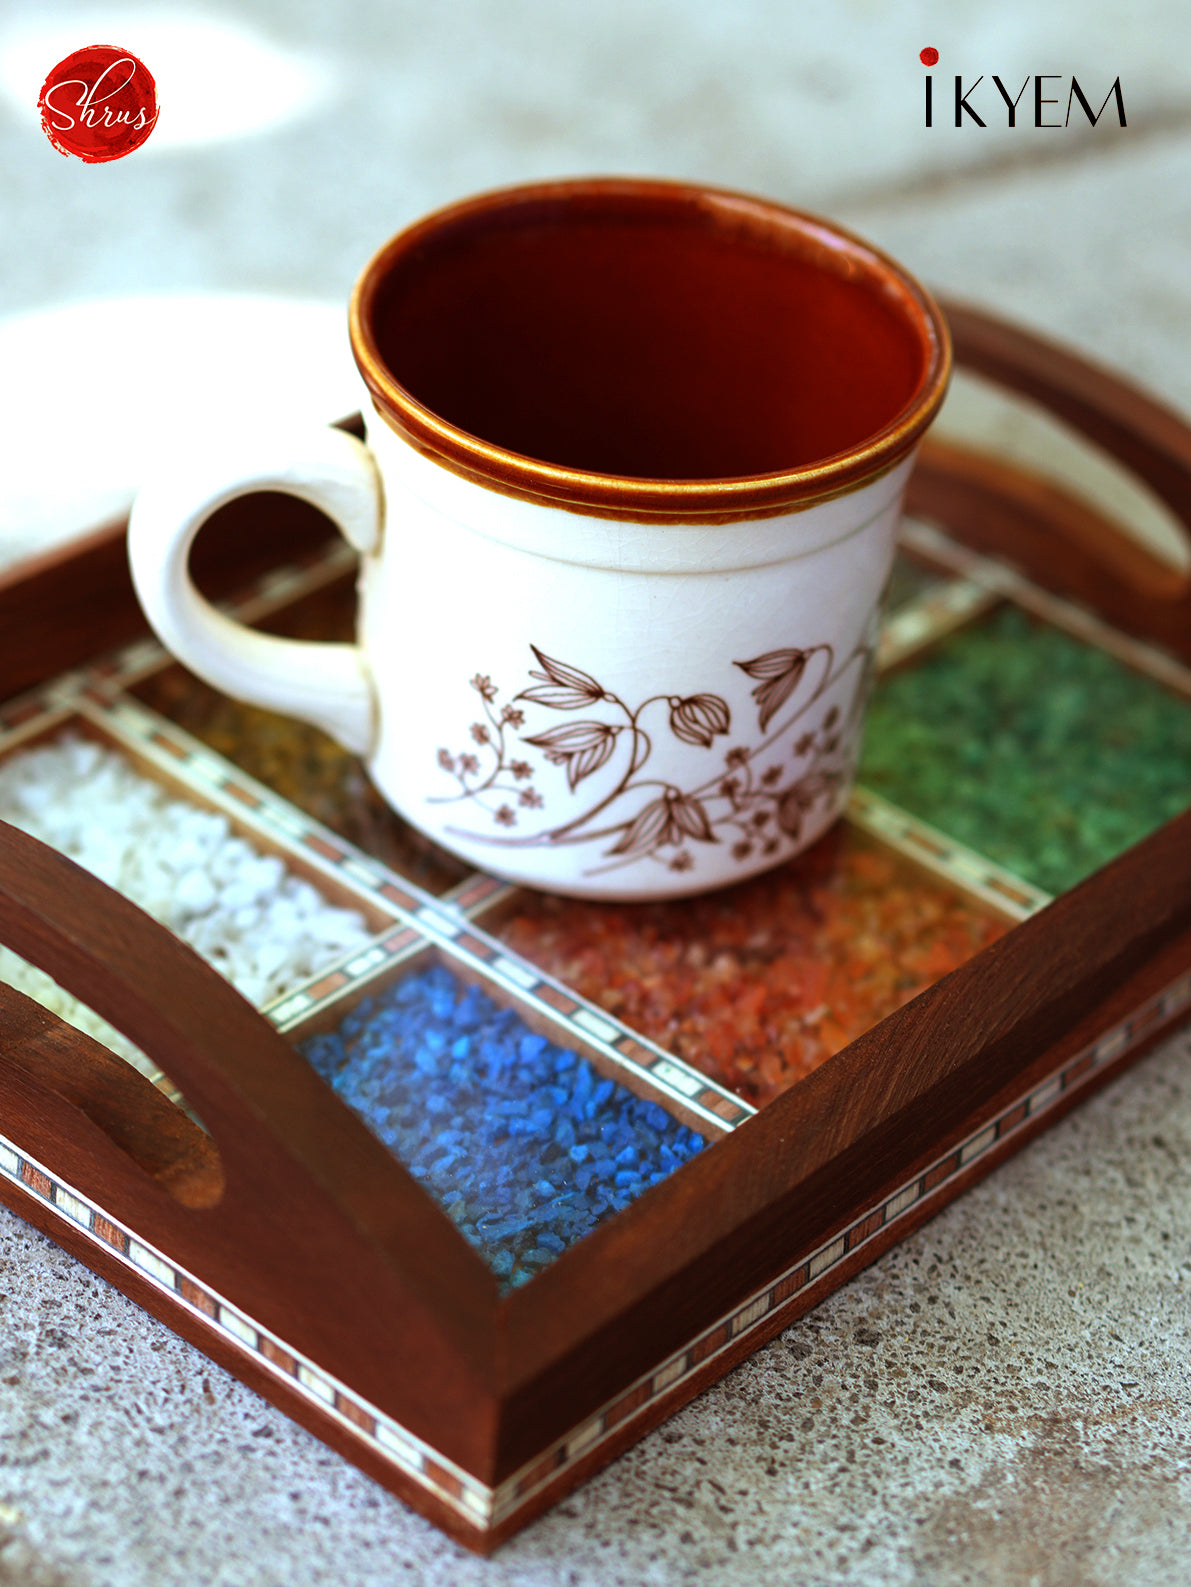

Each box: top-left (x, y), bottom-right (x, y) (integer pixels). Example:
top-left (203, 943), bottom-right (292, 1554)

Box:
top-left (919, 46), bottom-right (940, 67)
top-left (38, 45), bottom-right (158, 163)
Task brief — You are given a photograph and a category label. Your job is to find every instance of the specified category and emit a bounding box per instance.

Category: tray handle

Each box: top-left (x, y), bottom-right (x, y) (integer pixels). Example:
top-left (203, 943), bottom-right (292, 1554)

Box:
top-left (0, 816), bottom-right (496, 1334)
top-left (909, 299), bottom-right (1191, 660)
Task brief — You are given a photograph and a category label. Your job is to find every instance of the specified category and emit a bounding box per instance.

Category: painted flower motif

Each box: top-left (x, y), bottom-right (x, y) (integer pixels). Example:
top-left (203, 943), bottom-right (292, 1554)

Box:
top-left (668, 693), bottom-right (730, 748)
top-left (736, 648), bottom-right (811, 732)
top-left (761, 765), bottom-right (783, 786)
top-left (494, 804), bottom-right (516, 827)
top-left (519, 788), bottom-right (543, 808)
top-left (459, 753), bottom-right (480, 775)
top-left (795, 732), bottom-right (816, 757)
top-left (470, 673), bottom-right (497, 702)
top-left (719, 776), bottom-right (742, 801)
top-left (609, 788), bottom-right (717, 857)
top-left (519, 648), bottom-right (607, 710)
top-left (437, 748), bottom-right (455, 772)
top-left (471, 722), bottom-right (490, 745)
top-left (510, 760), bottom-right (533, 780)
top-left (501, 704), bottom-right (525, 727)
top-left (732, 839), bottom-right (754, 861)
top-left (669, 850), bottom-right (694, 872)
top-left (725, 746), bottom-right (751, 770)
top-left (523, 721), bottom-right (621, 790)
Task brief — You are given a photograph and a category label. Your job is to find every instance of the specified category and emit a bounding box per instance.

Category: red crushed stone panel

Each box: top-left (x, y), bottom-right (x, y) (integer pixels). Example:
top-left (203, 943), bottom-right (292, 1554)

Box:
top-left (493, 825), bottom-right (1008, 1107)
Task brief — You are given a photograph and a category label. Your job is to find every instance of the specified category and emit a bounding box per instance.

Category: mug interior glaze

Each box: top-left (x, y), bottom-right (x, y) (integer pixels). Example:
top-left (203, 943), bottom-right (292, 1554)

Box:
top-left (351, 180), bottom-right (949, 519)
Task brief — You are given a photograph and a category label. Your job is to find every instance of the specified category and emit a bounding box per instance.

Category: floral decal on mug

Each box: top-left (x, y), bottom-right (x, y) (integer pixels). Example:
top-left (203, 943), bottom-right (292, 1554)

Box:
top-left (431, 614), bottom-right (877, 879)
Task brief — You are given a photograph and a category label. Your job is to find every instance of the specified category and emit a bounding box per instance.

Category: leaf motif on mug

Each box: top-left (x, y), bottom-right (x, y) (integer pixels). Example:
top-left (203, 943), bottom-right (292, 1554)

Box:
top-left (734, 649), bottom-right (810, 732)
top-left (608, 788), bottom-right (718, 856)
top-left (518, 647), bottom-right (607, 710)
top-left (522, 721), bottom-right (621, 790)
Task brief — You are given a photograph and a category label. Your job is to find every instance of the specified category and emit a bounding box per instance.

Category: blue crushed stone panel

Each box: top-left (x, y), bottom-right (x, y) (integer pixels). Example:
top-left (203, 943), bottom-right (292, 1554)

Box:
top-left (298, 962), bottom-right (705, 1289)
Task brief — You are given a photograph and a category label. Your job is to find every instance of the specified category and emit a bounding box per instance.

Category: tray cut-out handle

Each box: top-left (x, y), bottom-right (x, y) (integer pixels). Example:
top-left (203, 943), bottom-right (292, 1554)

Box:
top-left (909, 299), bottom-right (1191, 660)
top-left (0, 817), bottom-right (500, 1468)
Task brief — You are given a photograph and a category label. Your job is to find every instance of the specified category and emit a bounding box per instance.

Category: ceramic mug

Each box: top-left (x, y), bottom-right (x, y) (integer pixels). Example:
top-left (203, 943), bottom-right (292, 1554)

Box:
top-left (128, 179), bottom-right (950, 900)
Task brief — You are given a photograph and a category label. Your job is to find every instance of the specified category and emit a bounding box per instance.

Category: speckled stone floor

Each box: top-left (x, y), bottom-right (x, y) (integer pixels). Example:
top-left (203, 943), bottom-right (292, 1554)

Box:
top-left (2, 1), bottom-right (1190, 1581)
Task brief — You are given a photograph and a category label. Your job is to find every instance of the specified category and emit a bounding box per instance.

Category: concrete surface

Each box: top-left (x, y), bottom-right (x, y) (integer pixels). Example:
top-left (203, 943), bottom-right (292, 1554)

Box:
top-left (1, 0), bottom-right (1190, 1582)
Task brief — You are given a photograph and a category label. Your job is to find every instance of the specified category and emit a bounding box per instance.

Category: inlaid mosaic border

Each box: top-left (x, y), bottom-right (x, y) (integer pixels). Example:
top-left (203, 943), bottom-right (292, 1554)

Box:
top-left (2, 967), bottom-right (1186, 1536)
top-left (847, 786), bottom-right (1052, 921)
top-left (80, 697), bottom-right (751, 1131)
top-left (489, 965), bottom-right (1191, 1522)
top-left (0, 543), bottom-right (358, 742)
top-left (0, 689), bottom-right (747, 1134)
top-left (899, 520), bottom-right (1191, 701)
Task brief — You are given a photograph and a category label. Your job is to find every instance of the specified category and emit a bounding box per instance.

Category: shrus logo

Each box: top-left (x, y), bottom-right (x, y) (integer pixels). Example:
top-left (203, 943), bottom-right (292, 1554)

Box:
top-left (38, 43), bottom-right (158, 162)
top-left (919, 47), bottom-right (1126, 129)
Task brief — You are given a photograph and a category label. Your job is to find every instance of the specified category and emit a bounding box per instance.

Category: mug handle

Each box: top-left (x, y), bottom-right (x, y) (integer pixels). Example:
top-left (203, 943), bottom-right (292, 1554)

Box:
top-left (127, 425), bottom-right (383, 755)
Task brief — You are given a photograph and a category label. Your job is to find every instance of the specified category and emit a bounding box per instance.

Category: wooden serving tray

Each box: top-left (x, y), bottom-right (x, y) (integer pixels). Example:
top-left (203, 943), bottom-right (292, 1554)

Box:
top-left (1, 303), bottom-right (1189, 1553)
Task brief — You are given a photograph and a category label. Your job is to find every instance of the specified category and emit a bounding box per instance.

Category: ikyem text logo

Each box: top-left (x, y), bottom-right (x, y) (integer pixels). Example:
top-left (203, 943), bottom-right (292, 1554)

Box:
top-left (919, 46), bottom-right (1126, 129)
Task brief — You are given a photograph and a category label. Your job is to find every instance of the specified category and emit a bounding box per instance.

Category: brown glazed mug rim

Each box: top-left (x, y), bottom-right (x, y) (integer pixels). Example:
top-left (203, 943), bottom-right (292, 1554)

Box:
top-left (349, 177), bottom-right (952, 522)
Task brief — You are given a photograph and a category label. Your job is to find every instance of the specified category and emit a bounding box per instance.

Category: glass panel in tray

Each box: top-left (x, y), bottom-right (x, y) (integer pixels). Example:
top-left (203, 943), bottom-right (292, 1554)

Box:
top-left (860, 601), bottom-right (1191, 895)
top-left (133, 576), bottom-right (470, 897)
top-left (0, 711), bottom-right (389, 1084)
top-left (478, 821), bottom-right (1011, 1107)
top-left (288, 947), bottom-right (712, 1292)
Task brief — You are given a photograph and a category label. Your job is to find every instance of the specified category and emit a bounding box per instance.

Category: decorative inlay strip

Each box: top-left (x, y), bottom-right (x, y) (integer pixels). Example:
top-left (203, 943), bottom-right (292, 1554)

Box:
top-left (1, 969), bottom-right (1183, 1538)
top-left (0, 1143), bottom-right (494, 1531)
top-left (848, 785), bottom-right (1052, 921)
top-left (899, 520), bottom-right (1191, 699)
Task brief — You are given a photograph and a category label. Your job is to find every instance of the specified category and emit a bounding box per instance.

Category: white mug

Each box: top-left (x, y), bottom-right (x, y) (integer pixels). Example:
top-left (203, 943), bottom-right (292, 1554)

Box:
top-left (129, 179), bottom-right (950, 900)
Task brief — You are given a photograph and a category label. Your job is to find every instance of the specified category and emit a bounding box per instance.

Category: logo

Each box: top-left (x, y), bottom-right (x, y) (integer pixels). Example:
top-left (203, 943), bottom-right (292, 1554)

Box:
top-left (38, 44), bottom-right (158, 162)
top-left (919, 47), bottom-right (1126, 129)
